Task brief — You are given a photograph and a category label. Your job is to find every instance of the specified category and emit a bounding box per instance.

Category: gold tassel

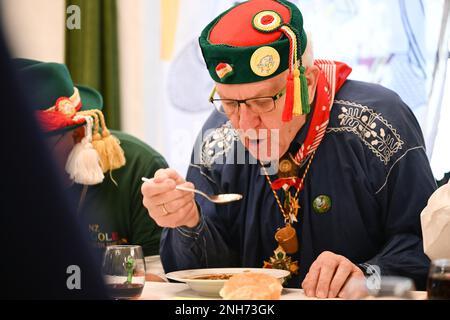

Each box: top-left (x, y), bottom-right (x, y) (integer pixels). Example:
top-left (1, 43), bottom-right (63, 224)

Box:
top-left (73, 109), bottom-right (124, 186)
top-left (90, 112), bottom-right (109, 172)
top-left (95, 110), bottom-right (126, 172)
top-left (293, 68), bottom-right (302, 116)
top-left (92, 132), bottom-right (109, 172)
top-left (102, 130), bottom-right (126, 171)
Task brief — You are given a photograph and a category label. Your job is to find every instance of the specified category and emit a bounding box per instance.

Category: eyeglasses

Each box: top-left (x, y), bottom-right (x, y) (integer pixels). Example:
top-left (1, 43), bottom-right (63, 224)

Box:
top-left (209, 86), bottom-right (286, 116)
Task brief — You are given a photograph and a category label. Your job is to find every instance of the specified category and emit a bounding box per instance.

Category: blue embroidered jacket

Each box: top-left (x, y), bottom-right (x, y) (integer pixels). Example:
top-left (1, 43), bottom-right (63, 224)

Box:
top-left (160, 80), bottom-right (436, 289)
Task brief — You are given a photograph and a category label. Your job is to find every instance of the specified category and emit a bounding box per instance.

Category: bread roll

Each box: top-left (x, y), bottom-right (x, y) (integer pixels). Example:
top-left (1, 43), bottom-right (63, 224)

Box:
top-left (219, 272), bottom-right (283, 300)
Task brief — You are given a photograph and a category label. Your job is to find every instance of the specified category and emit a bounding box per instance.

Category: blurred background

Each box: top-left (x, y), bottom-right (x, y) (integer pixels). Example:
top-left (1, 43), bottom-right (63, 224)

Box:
top-left (1, 0), bottom-right (449, 182)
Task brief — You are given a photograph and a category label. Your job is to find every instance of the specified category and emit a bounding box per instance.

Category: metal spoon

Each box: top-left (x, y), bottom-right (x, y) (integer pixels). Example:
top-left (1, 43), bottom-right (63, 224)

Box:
top-left (141, 178), bottom-right (243, 204)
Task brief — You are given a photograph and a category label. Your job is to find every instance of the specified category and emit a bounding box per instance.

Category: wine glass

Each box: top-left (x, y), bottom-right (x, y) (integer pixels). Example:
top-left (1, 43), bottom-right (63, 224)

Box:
top-left (102, 245), bottom-right (146, 300)
top-left (427, 259), bottom-right (450, 300)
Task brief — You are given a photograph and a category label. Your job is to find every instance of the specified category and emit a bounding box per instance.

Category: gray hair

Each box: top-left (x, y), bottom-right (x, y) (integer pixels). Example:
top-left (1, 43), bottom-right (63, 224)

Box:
top-left (301, 31), bottom-right (314, 67)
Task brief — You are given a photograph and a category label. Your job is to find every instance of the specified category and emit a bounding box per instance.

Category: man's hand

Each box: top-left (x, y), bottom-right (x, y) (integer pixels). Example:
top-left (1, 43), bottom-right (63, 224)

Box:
top-left (302, 251), bottom-right (368, 299)
top-left (141, 168), bottom-right (200, 228)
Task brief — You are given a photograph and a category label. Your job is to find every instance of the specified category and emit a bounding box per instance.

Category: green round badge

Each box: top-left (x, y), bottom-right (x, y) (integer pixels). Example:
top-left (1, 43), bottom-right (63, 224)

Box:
top-left (313, 195), bottom-right (332, 214)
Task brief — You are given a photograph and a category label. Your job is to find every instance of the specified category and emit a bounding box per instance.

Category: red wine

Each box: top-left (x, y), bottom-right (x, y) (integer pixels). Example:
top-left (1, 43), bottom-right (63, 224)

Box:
top-left (427, 273), bottom-right (450, 300)
top-left (106, 283), bottom-right (144, 299)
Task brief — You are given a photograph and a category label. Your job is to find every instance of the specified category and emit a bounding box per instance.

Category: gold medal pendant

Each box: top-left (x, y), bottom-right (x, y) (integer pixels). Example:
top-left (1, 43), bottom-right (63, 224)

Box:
top-left (263, 246), bottom-right (299, 278)
top-left (275, 224), bottom-right (298, 254)
top-left (278, 153), bottom-right (299, 178)
top-left (274, 179), bottom-right (300, 255)
top-left (283, 191), bottom-right (300, 224)
top-left (261, 151), bottom-right (317, 278)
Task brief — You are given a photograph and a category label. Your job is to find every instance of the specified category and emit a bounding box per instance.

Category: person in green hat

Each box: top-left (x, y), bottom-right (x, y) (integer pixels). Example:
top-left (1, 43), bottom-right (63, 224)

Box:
top-left (15, 59), bottom-right (168, 281)
top-left (142, 0), bottom-right (436, 297)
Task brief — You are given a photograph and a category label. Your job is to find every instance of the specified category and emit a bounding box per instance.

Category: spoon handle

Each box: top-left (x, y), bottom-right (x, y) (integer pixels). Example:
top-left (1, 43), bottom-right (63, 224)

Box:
top-left (142, 177), bottom-right (211, 201)
top-left (175, 185), bottom-right (209, 200)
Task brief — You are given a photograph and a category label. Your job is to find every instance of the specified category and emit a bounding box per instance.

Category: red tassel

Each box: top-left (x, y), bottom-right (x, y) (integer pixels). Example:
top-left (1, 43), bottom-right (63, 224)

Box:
top-left (282, 72), bottom-right (294, 122)
top-left (36, 110), bottom-right (85, 132)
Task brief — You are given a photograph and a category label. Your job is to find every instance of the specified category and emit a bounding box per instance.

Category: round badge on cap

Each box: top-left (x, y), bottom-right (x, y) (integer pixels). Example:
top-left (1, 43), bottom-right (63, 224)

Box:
top-left (279, 159), bottom-right (292, 173)
top-left (250, 46), bottom-right (280, 77)
top-left (215, 62), bottom-right (234, 81)
top-left (252, 10), bottom-right (283, 33)
top-left (313, 195), bottom-right (332, 214)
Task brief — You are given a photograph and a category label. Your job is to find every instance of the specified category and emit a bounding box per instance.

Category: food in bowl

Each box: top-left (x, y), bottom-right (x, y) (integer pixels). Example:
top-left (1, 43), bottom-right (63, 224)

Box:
top-left (165, 268), bottom-right (290, 298)
top-left (190, 273), bottom-right (235, 280)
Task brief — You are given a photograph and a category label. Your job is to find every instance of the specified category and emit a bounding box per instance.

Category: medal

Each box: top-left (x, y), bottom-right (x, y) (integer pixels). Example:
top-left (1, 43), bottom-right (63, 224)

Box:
top-left (313, 195), bottom-right (332, 214)
top-left (275, 224), bottom-right (298, 254)
top-left (278, 153), bottom-right (299, 178)
top-left (284, 191), bottom-right (300, 223)
top-left (261, 151), bottom-right (316, 276)
top-left (250, 46), bottom-right (281, 77)
top-left (263, 246), bottom-right (299, 278)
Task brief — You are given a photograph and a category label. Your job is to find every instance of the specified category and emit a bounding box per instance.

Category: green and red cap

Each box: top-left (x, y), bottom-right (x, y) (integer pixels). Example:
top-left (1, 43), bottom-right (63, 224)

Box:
top-left (199, 0), bottom-right (310, 120)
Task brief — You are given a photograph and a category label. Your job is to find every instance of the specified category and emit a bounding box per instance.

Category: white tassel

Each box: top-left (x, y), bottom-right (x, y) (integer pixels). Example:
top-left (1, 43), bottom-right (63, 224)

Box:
top-left (65, 116), bottom-right (104, 185)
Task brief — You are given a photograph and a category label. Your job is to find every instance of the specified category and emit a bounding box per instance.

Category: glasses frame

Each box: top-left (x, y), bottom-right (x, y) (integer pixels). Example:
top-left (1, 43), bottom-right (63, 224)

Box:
top-left (209, 86), bottom-right (286, 116)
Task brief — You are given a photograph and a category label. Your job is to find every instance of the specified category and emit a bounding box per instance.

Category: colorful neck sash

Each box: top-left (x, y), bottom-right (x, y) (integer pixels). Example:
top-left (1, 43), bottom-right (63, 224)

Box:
top-left (271, 60), bottom-right (352, 191)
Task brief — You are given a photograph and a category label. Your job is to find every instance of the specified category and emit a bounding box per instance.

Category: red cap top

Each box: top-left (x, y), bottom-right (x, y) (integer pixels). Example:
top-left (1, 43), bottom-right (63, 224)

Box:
top-left (209, 0), bottom-right (291, 47)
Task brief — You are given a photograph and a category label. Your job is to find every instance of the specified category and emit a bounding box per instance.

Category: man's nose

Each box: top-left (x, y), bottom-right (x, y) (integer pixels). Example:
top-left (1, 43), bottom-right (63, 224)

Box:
top-left (238, 102), bottom-right (260, 131)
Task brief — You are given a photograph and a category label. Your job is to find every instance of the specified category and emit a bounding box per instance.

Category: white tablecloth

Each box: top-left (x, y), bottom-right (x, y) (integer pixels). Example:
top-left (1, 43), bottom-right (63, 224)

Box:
top-left (139, 281), bottom-right (427, 300)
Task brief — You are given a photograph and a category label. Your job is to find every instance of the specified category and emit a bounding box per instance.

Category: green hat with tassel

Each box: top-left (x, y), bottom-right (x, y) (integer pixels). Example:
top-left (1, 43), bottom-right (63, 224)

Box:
top-left (199, 0), bottom-right (310, 121)
top-left (13, 58), bottom-right (125, 185)
top-left (12, 58), bottom-right (103, 136)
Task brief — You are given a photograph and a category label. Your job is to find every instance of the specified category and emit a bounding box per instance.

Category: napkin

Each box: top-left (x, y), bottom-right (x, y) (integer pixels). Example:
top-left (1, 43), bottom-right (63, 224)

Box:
top-left (420, 181), bottom-right (450, 260)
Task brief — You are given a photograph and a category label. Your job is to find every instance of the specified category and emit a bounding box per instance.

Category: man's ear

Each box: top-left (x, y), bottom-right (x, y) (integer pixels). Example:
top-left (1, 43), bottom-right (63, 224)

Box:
top-left (305, 65), bottom-right (319, 105)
